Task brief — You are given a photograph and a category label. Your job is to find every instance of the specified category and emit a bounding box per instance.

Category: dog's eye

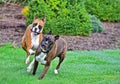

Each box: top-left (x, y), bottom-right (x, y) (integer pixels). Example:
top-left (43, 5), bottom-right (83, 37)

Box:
top-left (49, 40), bottom-right (53, 44)
top-left (33, 23), bottom-right (37, 27)
top-left (38, 25), bottom-right (42, 29)
top-left (43, 38), bottom-right (48, 41)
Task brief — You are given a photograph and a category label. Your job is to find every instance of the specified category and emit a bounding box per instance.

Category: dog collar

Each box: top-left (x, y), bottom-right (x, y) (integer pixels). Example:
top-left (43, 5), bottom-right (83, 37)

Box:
top-left (41, 49), bottom-right (48, 53)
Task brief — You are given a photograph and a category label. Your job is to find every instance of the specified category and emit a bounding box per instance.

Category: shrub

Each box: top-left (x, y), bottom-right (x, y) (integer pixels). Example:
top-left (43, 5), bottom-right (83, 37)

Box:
top-left (90, 15), bottom-right (105, 33)
top-left (0, 1), bottom-right (4, 4)
top-left (25, 0), bottom-right (55, 27)
top-left (84, 0), bottom-right (120, 22)
top-left (21, 6), bottom-right (29, 17)
top-left (24, 0), bottom-right (92, 36)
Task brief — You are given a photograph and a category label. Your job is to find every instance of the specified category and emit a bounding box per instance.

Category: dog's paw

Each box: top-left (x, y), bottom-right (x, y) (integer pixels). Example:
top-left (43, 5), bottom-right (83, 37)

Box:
top-left (32, 72), bottom-right (36, 75)
top-left (27, 66), bottom-right (31, 72)
top-left (41, 60), bottom-right (47, 65)
top-left (25, 57), bottom-right (30, 64)
top-left (54, 69), bottom-right (58, 75)
top-left (31, 51), bottom-right (35, 55)
top-left (29, 49), bottom-right (35, 55)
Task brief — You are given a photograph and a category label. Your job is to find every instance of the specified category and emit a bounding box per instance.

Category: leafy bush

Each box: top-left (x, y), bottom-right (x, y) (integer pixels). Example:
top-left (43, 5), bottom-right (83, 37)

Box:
top-left (25, 0), bottom-right (55, 28)
top-left (0, 1), bottom-right (4, 4)
top-left (84, 0), bottom-right (120, 22)
top-left (24, 0), bottom-right (92, 36)
top-left (90, 15), bottom-right (105, 33)
top-left (21, 6), bottom-right (29, 17)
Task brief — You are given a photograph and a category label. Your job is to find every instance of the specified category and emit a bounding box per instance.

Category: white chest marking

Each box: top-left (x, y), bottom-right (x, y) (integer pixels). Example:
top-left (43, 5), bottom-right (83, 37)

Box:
top-left (31, 33), bottom-right (39, 50)
top-left (36, 52), bottom-right (47, 65)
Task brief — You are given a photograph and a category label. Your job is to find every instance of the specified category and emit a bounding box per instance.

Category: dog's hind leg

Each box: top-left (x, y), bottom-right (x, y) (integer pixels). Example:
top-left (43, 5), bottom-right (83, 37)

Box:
top-left (54, 55), bottom-right (65, 74)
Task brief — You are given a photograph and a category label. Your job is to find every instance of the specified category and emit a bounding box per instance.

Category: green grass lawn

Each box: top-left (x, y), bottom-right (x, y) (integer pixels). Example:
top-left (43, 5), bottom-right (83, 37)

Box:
top-left (0, 44), bottom-right (120, 84)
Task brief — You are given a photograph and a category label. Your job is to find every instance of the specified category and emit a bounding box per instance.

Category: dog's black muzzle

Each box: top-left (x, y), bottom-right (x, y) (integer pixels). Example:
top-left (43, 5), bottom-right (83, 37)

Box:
top-left (40, 44), bottom-right (49, 53)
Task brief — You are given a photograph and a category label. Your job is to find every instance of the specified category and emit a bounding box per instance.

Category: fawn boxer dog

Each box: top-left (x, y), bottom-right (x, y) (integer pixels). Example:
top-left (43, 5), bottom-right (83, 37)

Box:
top-left (21, 15), bottom-right (46, 64)
top-left (27, 32), bottom-right (67, 80)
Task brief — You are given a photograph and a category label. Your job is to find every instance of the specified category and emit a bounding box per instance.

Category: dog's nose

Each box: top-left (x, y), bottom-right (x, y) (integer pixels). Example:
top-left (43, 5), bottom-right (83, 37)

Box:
top-left (41, 44), bottom-right (46, 47)
top-left (41, 44), bottom-right (46, 49)
top-left (35, 28), bottom-right (37, 31)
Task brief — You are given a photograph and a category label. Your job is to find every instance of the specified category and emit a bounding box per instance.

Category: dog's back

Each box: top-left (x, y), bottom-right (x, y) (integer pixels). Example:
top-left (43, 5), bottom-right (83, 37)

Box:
top-left (55, 37), bottom-right (67, 57)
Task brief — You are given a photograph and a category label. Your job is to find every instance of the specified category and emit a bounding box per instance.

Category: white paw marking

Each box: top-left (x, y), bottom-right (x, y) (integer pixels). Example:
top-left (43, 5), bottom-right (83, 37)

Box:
top-left (54, 69), bottom-right (58, 74)
top-left (29, 49), bottom-right (35, 55)
top-left (27, 59), bottom-right (35, 72)
top-left (25, 56), bottom-right (30, 64)
top-left (27, 66), bottom-right (31, 72)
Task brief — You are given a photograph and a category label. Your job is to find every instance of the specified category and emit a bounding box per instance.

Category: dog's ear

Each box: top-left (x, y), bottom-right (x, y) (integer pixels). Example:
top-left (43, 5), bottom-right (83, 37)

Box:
top-left (54, 35), bottom-right (59, 41)
top-left (34, 14), bottom-right (39, 20)
top-left (47, 31), bottom-right (52, 35)
top-left (42, 14), bottom-right (46, 23)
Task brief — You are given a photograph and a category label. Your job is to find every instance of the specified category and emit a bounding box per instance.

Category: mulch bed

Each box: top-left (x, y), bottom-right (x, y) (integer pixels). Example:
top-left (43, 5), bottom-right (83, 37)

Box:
top-left (0, 4), bottom-right (120, 50)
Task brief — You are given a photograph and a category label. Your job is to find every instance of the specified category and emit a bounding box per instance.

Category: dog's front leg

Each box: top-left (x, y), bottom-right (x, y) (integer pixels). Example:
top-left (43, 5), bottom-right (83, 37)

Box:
top-left (39, 63), bottom-right (50, 80)
top-left (32, 59), bottom-right (38, 75)
top-left (25, 49), bottom-right (35, 64)
top-left (25, 48), bottom-right (35, 64)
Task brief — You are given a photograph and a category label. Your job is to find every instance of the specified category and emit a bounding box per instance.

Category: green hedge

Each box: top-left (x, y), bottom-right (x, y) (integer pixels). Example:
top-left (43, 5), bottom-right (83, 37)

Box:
top-left (25, 0), bottom-right (92, 36)
top-left (84, 0), bottom-right (120, 22)
top-left (24, 0), bottom-right (105, 36)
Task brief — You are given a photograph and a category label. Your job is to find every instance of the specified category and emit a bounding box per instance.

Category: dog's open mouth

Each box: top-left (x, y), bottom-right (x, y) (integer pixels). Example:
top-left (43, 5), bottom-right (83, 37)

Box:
top-left (40, 45), bottom-right (48, 53)
top-left (33, 31), bottom-right (40, 35)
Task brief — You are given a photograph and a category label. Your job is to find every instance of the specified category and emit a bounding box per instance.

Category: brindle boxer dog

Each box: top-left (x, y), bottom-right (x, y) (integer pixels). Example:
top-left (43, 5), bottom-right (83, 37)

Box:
top-left (32, 32), bottom-right (67, 80)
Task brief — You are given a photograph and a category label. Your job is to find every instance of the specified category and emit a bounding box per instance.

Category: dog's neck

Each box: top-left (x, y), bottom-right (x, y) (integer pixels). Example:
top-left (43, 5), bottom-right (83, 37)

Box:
top-left (47, 42), bottom-right (57, 56)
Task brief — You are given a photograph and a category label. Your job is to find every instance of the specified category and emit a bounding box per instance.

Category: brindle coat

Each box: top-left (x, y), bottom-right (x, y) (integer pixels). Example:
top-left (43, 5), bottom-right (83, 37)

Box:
top-left (32, 35), bottom-right (67, 80)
